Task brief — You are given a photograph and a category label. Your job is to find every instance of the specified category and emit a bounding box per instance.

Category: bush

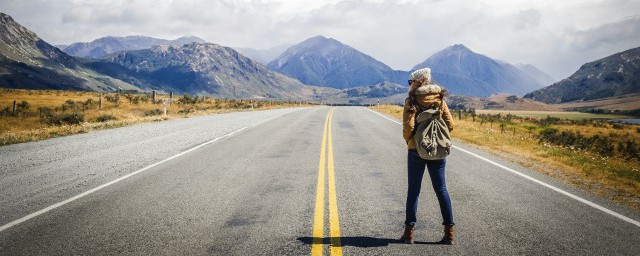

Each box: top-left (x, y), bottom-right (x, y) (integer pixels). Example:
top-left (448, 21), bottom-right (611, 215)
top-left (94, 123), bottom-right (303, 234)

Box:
top-left (143, 109), bottom-right (163, 116)
top-left (612, 123), bottom-right (624, 130)
top-left (177, 108), bottom-right (195, 114)
top-left (42, 112), bottom-right (84, 126)
top-left (178, 94), bottom-right (199, 105)
top-left (37, 107), bottom-right (54, 118)
top-left (18, 100), bottom-right (30, 110)
top-left (96, 114), bottom-right (117, 122)
top-left (105, 94), bottom-right (120, 103)
top-left (537, 128), bottom-right (618, 157)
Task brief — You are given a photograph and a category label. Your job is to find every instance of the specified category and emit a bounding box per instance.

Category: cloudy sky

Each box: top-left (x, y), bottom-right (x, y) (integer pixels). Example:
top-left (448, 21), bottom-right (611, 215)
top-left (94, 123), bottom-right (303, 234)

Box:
top-left (2, 0), bottom-right (639, 79)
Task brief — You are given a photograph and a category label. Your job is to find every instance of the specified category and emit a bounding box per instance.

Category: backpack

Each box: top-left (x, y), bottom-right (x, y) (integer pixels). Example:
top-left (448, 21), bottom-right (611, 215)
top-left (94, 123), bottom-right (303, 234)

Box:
top-left (412, 98), bottom-right (452, 160)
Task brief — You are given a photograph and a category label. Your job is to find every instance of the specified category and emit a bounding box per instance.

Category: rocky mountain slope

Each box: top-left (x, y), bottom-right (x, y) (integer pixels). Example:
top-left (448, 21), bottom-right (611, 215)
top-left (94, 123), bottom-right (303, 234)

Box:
top-left (267, 36), bottom-right (406, 89)
top-left (0, 13), bottom-right (138, 92)
top-left (524, 46), bottom-right (640, 104)
top-left (90, 43), bottom-right (329, 99)
top-left (412, 44), bottom-right (547, 97)
top-left (63, 35), bottom-right (206, 59)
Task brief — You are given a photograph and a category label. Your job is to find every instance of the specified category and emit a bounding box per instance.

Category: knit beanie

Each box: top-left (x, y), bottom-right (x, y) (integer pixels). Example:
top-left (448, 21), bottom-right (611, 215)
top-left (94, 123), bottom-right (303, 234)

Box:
top-left (409, 68), bottom-right (441, 95)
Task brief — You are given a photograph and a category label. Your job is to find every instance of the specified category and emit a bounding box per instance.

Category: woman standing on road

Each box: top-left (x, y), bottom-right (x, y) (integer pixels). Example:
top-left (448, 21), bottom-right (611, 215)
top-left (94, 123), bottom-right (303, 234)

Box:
top-left (400, 68), bottom-right (456, 244)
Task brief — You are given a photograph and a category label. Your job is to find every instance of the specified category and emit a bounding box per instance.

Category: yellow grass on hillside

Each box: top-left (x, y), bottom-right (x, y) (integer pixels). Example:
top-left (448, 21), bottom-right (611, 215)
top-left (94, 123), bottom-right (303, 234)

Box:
top-left (369, 105), bottom-right (640, 211)
top-left (0, 88), bottom-right (311, 145)
top-left (477, 109), bottom-right (631, 120)
top-left (553, 93), bottom-right (640, 111)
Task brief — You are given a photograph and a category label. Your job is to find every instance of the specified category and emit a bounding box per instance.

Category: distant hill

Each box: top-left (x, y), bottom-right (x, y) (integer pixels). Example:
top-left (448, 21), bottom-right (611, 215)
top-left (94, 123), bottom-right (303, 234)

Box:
top-left (324, 81), bottom-right (408, 105)
top-left (90, 43), bottom-right (329, 99)
top-left (412, 44), bottom-right (547, 97)
top-left (524, 46), bottom-right (640, 104)
top-left (0, 13), bottom-right (139, 92)
top-left (234, 44), bottom-right (290, 65)
top-left (515, 63), bottom-right (556, 86)
top-left (63, 35), bottom-right (206, 59)
top-left (267, 35), bottom-right (407, 89)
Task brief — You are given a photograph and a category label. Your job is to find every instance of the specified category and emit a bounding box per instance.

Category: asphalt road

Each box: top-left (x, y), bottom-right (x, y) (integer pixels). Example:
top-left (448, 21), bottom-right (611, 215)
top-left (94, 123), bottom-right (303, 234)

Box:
top-left (1, 106), bottom-right (639, 255)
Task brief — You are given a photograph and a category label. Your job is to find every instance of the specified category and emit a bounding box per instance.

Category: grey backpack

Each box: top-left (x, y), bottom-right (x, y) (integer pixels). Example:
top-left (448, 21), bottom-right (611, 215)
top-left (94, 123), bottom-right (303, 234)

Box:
top-left (413, 107), bottom-right (452, 160)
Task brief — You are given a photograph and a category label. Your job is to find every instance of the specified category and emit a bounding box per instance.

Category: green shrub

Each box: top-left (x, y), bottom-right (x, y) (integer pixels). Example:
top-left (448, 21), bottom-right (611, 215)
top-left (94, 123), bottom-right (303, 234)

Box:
top-left (178, 94), bottom-right (199, 105)
top-left (143, 109), bottom-right (163, 116)
top-left (177, 108), bottom-right (195, 114)
top-left (42, 112), bottom-right (84, 126)
top-left (18, 100), bottom-right (30, 110)
top-left (96, 114), bottom-right (117, 122)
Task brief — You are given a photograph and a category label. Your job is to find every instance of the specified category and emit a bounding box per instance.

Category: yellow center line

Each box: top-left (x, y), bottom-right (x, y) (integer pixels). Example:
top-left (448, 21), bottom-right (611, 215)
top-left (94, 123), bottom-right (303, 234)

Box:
top-left (311, 108), bottom-right (342, 256)
top-left (327, 108), bottom-right (343, 255)
top-left (311, 108), bottom-right (330, 256)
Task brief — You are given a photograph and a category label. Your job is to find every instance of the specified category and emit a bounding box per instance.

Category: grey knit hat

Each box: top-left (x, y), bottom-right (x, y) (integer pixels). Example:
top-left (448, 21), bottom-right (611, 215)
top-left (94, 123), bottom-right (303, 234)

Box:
top-left (409, 68), bottom-right (432, 83)
top-left (410, 68), bottom-right (441, 95)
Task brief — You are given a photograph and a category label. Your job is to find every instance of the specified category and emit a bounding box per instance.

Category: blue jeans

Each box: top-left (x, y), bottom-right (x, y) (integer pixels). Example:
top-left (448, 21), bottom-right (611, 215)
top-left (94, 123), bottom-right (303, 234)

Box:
top-left (405, 149), bottom-right (454, 226)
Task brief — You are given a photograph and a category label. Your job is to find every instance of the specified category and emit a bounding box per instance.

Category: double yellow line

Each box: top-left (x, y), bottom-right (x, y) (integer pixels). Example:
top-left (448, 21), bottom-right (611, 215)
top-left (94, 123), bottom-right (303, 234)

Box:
top-left (312, 108), bottom-right (342, 256)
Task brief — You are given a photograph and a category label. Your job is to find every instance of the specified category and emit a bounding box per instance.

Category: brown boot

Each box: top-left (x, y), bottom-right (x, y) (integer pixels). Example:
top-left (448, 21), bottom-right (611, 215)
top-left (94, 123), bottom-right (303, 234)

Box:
top-left (440, 225), bottom-right (454, 245)
top-left (400, 225), bottom-right (415, 244)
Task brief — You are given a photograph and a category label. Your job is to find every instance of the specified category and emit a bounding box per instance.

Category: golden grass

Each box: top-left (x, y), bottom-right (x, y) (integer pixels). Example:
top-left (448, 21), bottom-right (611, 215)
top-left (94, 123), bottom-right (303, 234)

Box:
top-left (477, 109), bottom-right (630, 120)
top-left (0, 88), bottom-right (311, 145)
top-left (369, 105), bottom-right (640, 211)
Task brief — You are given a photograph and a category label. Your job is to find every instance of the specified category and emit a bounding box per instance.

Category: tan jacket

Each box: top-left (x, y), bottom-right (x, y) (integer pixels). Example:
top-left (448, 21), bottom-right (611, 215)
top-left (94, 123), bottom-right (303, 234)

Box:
top-left (403, 91), bottom-right (455, 149)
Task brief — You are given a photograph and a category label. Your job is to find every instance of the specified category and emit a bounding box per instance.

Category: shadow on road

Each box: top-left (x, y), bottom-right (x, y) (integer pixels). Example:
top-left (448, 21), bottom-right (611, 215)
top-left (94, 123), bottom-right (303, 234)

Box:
top-left (297, 236), bottom-right (442, 248)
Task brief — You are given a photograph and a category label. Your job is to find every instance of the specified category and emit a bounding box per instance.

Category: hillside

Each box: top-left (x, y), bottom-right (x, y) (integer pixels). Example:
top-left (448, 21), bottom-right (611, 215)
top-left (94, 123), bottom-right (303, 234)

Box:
top-left (412, 44), bottom-right (547, 97)
top-left (63, 35), bottom-right (206, 59)
top-left (91, 43), bottom-right (330, 99)
top-left (524, 46), bottom-right (640, 104)
top-left (0, 13), bottom-right (138, 92)
top-left (324, 81), bottom-right (408, 105)
top-left (267, 35), bottom-right (407, 89)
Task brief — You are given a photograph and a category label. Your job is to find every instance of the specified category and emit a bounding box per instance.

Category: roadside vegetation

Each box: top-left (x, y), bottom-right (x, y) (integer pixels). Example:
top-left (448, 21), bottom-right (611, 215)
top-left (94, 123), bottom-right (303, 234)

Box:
top-left (369, 105), bottom-right (640, 211)
top-left (0, 88), bottom-right (312, 145)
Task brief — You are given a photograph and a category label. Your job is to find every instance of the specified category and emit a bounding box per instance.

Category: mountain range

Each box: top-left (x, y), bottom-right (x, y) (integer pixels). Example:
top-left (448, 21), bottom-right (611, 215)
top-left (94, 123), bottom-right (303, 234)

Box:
top-left (1, 11), bottom-right (637, 109)
top-left (267, 36), bottom-right (407, 89)
top-left (0, 13), bottom-right (137, 92)
top-left (524, 46), bottom-right (640, 104)
top-left (0, 12), bottom-right (328, 99)
top-left (88, 42), bottom-right (325, 99)
top-left (412, 44), bottom-right (550, 97)
top-left (266, 37), bottom-right (552, 97)
top-left (62, 35), bottom-right (206, 59)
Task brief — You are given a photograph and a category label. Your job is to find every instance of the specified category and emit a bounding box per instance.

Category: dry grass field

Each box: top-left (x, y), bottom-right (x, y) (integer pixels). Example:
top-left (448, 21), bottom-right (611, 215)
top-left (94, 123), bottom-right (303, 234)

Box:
top-left (0, 88), bottom-right (310, 145)
top-left (553, 94), bottom-right (640, 111)
top-left (476, 109), bottom-right (630, 120)
top-left (370, 105), bottom-right (640, 211)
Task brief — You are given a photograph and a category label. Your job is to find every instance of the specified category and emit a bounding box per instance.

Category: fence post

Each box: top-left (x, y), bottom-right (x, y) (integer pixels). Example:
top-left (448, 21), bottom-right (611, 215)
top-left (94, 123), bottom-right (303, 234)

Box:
top-left (98, 94), bottom-right (102, 110)
top-left (163, 100), bottom-right (167, 116)
top-left (152, 91), bottom-right (156, 104)
top-left (169, 92), bottom-right (173, 105)
top-left (458, 109), bottom-right (462, 120)
top-left (12, 100), bottom-right (17, 115)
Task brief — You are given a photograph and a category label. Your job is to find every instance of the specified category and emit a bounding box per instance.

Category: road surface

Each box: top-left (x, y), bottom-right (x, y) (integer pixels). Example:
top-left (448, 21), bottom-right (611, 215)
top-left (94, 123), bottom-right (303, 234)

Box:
top-left (1, 106), bottom-right (639, 255)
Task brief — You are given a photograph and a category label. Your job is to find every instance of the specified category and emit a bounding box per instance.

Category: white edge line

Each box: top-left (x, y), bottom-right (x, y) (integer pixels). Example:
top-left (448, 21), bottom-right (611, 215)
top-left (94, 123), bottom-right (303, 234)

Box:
top-left (363, 107), bottom-right (640, 228)
top-left (0, 109), bottom-right (296, 233)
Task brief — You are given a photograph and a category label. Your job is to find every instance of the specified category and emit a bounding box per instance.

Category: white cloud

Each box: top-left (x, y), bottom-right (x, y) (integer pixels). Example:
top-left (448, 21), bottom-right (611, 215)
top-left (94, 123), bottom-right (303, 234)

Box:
top-left (1, 0), bottom-right (639, 79)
